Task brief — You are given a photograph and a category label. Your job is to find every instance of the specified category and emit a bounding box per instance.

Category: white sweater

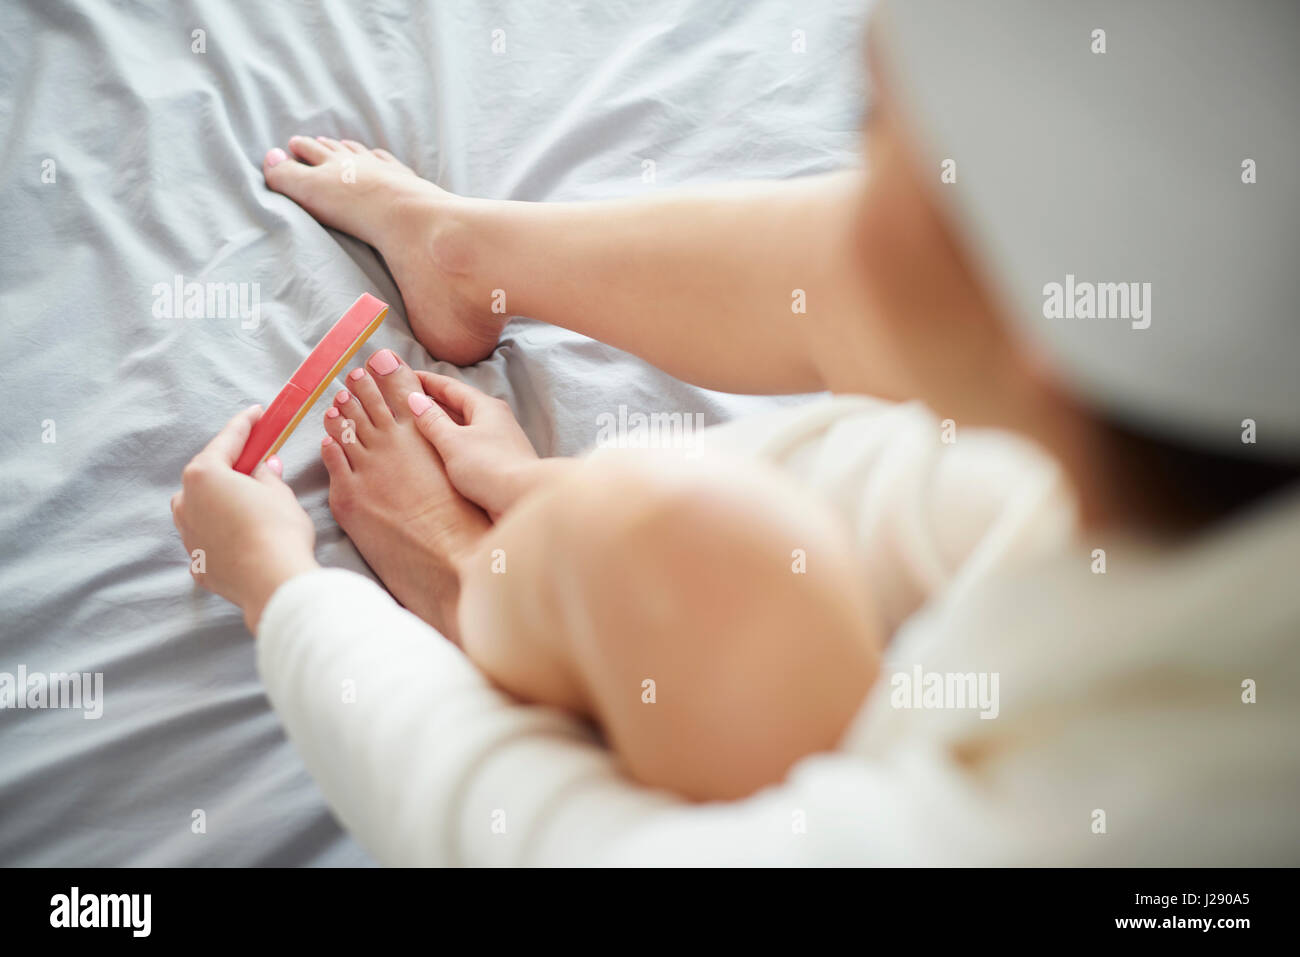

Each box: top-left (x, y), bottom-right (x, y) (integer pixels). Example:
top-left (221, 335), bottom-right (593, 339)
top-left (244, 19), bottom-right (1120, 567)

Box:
top-left (257, 397), bottom-right (1300, 865)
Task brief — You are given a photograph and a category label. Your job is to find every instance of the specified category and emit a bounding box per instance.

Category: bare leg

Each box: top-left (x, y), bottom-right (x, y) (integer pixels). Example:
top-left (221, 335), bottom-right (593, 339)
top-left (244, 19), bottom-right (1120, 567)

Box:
top-left (263, 138), bottom-right (900, 396)
top-left (311, 350), bottom-right (878, 799)
top-left (457, 451), bottom-right (882, 800)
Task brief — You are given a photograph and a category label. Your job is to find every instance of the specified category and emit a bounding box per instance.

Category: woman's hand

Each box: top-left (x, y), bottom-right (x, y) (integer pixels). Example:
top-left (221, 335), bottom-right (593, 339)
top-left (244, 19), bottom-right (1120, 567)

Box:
top-left (405, 371), bottom-right (551, 520)
top-left (171, 405), bottom-right (320, 633)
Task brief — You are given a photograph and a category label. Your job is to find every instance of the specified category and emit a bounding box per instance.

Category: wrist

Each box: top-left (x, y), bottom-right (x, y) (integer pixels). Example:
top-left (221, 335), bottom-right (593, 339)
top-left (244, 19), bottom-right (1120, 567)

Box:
top-left (504, 457), bottom-right (576, 511)
top-left (242, 553), bottom-right (321, 635)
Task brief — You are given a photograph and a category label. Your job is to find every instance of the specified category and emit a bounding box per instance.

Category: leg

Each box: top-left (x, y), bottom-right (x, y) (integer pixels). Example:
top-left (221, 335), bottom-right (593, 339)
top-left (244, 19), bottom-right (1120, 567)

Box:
top-left (262, 139), bottom-right (897, 395)
top-left (458, 451), bottom-right (882, 801)
top-left (312, 363), bottom-right (878, 799)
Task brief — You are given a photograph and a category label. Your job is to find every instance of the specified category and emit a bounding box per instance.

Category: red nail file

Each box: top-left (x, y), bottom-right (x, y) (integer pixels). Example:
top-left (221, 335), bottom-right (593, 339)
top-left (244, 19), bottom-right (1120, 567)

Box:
top-left (234, 293), bottom-right (389, 474)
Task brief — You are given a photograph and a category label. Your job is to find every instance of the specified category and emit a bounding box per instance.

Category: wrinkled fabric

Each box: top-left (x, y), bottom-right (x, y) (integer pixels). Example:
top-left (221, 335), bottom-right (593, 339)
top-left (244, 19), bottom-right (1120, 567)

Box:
top-left (0, 0), bottom-right (865, 865)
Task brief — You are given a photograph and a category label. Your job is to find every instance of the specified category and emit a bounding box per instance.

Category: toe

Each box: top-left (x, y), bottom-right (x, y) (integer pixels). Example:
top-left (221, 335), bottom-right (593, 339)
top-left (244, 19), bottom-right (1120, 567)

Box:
top-left (348, 364), bottom-right (396, 430)
top-left (263, 147), bottom-right (315, 196)
top-left (367, 349), bottom-right (424, 421)
top-left (340, 139), bottom-right (367, 153)
top-left (334, 382), bottom-right (374, 441)
top-left (324, 404), bottom-right (364, 458)
top-left (370, 148), bottom-right (411, 171)
top-left (288, 135), bottom-right (332, 165)
top-left (316, 136), bottom-right (344, 151)
top-left (320, 434), bottom-right (352, 477)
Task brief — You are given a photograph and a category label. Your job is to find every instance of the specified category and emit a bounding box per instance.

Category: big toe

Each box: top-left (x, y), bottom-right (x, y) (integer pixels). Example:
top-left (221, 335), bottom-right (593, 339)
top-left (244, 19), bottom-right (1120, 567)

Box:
top-left (262, 146), bottom-right (313, 195)
top-left (262, 134), bottom-right (335, 189)
top-left (367, 349), bottom-right (425, 421)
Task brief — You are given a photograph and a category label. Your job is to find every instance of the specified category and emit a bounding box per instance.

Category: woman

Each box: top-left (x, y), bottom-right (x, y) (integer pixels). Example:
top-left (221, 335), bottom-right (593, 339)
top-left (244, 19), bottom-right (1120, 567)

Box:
top-left (172, 0), bottom-right (1299, 863)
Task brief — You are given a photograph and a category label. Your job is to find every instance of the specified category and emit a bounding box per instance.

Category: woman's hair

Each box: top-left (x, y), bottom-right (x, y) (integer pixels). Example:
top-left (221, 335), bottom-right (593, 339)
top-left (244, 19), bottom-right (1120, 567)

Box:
top-left (1103, 418), bottom-right (1300, 524)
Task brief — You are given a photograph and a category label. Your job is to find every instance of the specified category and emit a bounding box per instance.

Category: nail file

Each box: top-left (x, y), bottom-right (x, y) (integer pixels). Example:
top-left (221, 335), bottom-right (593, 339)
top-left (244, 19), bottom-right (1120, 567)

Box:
top-left (233, 293), bottom-right (389, 474)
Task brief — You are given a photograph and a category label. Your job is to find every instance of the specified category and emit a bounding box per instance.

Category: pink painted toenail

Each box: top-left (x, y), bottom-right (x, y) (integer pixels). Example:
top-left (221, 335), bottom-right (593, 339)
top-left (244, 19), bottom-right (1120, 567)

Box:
top-left (348, 368), bottom-right (365, 381)
top-left (325, 407), bottom-right (340, 419)
top-left (408, 392), bottom-right (434, 416)
top-left (336, 389), bottom-right (350, 404)
top-left (322, 435), bottom-right (334, 447)
top-left (265, 147), bottom-right (287, 168)
top-left (266, 456), bottom-right (283, 476)
top-left (369, 349), bottom-right (399, 375)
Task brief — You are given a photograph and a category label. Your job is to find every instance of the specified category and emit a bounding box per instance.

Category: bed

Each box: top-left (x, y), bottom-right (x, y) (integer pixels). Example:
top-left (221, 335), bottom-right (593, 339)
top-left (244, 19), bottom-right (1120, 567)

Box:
top-left (0, 0), bottom-right (866, 864)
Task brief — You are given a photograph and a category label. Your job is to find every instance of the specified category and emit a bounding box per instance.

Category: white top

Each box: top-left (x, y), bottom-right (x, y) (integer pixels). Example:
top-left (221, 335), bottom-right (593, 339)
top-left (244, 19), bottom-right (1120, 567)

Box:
top-left (257, 396), bottom-right (1300, 865)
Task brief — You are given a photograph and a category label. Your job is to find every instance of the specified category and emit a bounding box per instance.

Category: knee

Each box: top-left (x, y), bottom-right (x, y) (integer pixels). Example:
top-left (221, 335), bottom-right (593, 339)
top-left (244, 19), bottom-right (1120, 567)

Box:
top-left (545, 449), bottom-right (872, 643)
top-left (541, 450), bottom-right (881, 799)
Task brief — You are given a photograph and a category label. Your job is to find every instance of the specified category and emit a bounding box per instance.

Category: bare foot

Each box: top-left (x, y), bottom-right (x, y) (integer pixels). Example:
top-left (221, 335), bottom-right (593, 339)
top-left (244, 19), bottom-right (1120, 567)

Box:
top-left (263, 136), bottom-right (505, 365)
top-left (319, 346), bottom-right (492, 638)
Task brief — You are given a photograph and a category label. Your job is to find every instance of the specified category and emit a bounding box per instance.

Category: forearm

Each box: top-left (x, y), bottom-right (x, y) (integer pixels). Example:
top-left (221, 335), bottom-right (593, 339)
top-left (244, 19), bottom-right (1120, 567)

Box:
top-left (257, 568), bottom-right (917, 866)
top-left (451, 171), bottom-right (876, 394)
top-left (256, 567), bottom-right (633, 864)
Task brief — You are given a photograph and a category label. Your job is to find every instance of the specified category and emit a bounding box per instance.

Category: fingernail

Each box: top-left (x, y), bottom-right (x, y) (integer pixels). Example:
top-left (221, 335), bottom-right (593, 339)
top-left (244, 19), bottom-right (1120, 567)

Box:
top-left (322, 435), bottom-right (334, 447)
top-left (348, 368), bottom-right (365, 382)
top-left (408, 392), bottom-right (434, 416)
top-left (266, 456), bottom-right (283, 476)
top-left (265, 148), bottom-right (287, 168)
top-left (325, 406), bottom-right (340, 419)
top-left (336, 389), bottom-right (350, 404)
top-left (369, 349), bottom-right (400, 375)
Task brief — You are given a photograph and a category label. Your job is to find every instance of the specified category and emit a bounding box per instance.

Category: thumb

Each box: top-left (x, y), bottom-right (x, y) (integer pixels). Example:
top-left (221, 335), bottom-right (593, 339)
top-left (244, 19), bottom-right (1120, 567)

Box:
top-left (408, 391), bottom-right (459, 451)
top-left (203, 404), bottom-right (263, 466)
top-left (252, 455), bottom-right (286, 486)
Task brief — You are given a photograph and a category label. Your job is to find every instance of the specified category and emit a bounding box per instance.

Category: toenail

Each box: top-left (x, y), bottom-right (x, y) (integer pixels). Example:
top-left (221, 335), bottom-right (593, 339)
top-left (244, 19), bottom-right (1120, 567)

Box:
top-left (265, 147), bottom-right (287, 168)
top-left (326, 407), bottom-right (340, 419)
top-left (348, 368), bottom-right (366, 381)
top-left (408, 392), bottom-right (434, 416)
top-left (322, 435), bottom-right (334, 447)
top-left (336, 389), bottom-right (350, 404)
top-left (369, 349), bottom-right (399, 375)
top-left (266, 456), bottom-right (283, 476)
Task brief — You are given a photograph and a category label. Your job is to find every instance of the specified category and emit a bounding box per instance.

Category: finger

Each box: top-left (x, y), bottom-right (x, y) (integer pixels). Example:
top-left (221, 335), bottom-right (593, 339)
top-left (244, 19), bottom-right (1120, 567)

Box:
top-left (407, 391), bottom-right (461, 451)
top-left (201, 404), bottom-right (263, 466)
top-left (252, 455), bottom-right (285, 486)
top-left (413, 370), bottom-right (487, 422)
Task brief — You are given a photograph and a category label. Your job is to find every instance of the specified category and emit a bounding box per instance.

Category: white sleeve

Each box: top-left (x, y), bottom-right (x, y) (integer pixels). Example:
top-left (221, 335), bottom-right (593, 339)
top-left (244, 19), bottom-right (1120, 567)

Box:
top-left (701, 396), bottom-right (1077, 633)
top-left (256, 567), bottom-right (963, 866)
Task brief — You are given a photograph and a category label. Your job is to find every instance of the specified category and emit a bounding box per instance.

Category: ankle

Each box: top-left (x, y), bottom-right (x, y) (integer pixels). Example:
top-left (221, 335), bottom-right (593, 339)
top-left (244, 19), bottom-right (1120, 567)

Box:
top-left (429, 509), bottom-right (493, 643)
top-left (429, 197), bottom-right (524, 323)
top-left (431, 534), bottom-right (478, 645)
top-left (424, 197), bottom-right (480, 277)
